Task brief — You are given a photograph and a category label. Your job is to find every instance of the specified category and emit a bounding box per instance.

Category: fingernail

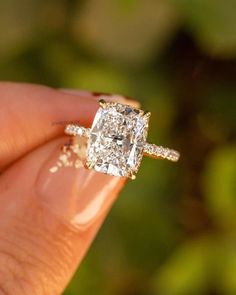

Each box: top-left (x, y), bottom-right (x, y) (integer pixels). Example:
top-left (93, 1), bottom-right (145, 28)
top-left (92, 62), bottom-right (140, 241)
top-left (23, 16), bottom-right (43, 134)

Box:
top-left (60, 89), bottom-right (140, 108)
top-left (36, 137), bottom-right (125, 231)
top-left (60, 89), bottom-right (93, 97)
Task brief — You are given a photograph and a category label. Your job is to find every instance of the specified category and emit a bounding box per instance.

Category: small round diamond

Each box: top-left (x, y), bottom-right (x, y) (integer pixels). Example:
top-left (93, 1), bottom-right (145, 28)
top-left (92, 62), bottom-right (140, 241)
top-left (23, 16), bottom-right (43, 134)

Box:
top-left (143, 143), bottom-right (179, 162)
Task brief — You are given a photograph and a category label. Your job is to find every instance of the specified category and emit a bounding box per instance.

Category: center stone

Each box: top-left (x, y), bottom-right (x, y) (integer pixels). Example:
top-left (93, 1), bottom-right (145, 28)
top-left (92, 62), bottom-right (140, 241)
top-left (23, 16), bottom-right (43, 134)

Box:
top-left (87, 102), bottom-right (150, 178)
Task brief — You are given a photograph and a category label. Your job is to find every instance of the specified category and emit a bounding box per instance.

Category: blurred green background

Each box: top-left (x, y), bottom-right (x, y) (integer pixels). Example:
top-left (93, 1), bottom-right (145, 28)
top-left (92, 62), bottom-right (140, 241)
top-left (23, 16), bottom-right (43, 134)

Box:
top-left (1, 0), bottom-right (236, 294)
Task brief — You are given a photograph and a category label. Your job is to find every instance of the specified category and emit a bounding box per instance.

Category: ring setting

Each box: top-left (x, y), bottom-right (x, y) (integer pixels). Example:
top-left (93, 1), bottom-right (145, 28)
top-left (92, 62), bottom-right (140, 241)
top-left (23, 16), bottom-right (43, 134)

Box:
top-left (65, 98), bottom-right (180, 179)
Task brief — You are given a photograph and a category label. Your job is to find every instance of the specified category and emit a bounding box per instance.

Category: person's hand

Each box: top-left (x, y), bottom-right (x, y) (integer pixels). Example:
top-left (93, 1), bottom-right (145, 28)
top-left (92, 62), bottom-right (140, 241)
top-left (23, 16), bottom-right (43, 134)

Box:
top-left (0, 82), bottom-right (139, 295)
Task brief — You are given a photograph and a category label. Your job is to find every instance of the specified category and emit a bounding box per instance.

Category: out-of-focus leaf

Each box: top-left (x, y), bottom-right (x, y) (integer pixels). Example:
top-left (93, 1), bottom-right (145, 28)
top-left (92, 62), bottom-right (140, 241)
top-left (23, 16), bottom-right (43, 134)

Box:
top-left (216, 239), bottom-right (236, 295)
top-left (64, 62), bottom-right (131, 94)
top-left (203, 146), bottom-right (236, 229)
top-left (73, 0), bottom-right (178, 64)
top-left (152, 237), bottom-right (213, 295)
top-left (0, 0), bottom-right (66, 61)
top-left (201, 82), bottom-right (236, 128)
top-left (172, 0), bottom-right (236, 57)
top-left (197, 81), bottom-right (236, 143)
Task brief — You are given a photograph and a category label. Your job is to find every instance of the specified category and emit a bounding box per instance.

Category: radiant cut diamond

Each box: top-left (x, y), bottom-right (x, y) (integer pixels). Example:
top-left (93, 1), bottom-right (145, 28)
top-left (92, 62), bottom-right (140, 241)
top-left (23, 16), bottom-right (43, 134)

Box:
top-left (87, 102), bottom-right (150, 178)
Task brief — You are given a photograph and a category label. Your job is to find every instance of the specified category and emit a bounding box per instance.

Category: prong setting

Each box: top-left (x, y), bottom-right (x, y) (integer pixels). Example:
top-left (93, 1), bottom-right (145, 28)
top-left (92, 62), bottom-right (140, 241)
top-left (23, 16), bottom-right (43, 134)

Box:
top-left (130, 174), bottom-right (136, 180)
top-left (85, 161), bottom-right (93, 169)
top-left (64, 100), bottom-right (180, 180)
top-left (99, 99), bottom-right (107, 108)
top-left (144, 111), bottom-right (151, 119)
top-left (87, 102), bottom-right (149, 178)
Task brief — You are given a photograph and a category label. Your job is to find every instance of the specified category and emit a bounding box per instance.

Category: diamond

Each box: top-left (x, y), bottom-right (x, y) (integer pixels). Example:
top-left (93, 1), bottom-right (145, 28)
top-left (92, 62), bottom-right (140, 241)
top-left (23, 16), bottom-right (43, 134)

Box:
top-left (87, 102), bottom-right (150, 178)
top-left (143, 143), bottom-right (180, 162)
top-left (65, 125), bottom-right (90, 138)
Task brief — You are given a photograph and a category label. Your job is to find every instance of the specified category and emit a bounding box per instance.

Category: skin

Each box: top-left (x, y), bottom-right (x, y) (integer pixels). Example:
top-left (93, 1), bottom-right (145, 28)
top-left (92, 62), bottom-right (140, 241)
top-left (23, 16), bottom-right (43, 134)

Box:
top-left (0, 82), bottom-right (139, 295)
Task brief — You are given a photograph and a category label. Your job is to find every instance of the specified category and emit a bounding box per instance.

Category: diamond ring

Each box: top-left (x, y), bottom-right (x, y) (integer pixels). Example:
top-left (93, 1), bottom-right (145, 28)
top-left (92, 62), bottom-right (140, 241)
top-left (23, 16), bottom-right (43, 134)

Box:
top-left (65, 99), bottom-right (180, 179)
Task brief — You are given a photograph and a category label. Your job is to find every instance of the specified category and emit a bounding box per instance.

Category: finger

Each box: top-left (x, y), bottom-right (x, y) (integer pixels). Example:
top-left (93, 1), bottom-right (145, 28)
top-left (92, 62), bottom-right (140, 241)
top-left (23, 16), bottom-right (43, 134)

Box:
top-left (0, 82), bottom-right (99, 170)
top-left (0, 136), bottom-right (125, 295)
top-left (0, 83), bottom-right (139, 171)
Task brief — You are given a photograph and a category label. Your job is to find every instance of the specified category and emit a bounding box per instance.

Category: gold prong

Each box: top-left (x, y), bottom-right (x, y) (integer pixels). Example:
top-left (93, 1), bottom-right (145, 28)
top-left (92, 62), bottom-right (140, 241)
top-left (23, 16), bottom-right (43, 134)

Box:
top-left (130, 174), bottom-right (136, 180)
top-left (144, 111), bottom-right (151, 118)
top-left (85, 162), bottom-right (93, 170)
top-left (99, 99), bottom-right (107, 108)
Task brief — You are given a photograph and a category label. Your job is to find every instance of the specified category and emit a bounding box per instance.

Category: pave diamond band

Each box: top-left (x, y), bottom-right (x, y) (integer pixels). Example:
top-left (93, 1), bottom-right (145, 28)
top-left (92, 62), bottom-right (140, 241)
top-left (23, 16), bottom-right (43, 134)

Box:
top-left (65, 125), bottom-right (90, 138)
top-left (64, 99), bottom-right (180, 179)
top-left (143, 143), bottom-right (180, 162)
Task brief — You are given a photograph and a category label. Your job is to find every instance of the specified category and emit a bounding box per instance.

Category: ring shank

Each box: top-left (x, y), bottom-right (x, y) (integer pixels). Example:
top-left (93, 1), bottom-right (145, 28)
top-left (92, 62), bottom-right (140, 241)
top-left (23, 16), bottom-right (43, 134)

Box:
top-left (65, 124), bottom-right (90, 138)
top-left (143, 143), bottom-right (180, 162)
top-left (65, 124), bottom-right (180, 162)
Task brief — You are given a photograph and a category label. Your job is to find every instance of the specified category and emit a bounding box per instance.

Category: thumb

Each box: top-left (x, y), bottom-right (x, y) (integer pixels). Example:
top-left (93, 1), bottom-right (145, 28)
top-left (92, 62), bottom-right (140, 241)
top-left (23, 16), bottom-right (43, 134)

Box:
top-left (0, 136), bottom-right (125, 295)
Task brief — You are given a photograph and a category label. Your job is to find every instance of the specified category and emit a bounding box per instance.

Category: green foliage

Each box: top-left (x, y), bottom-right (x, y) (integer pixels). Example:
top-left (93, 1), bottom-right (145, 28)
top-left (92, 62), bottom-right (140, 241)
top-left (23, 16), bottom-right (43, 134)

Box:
top-left (152, 237), bottom-right (212, 295)
top-left (204, 146), bottom-right (236, 230)
top-left (171, 0), bottom-right (236, 57)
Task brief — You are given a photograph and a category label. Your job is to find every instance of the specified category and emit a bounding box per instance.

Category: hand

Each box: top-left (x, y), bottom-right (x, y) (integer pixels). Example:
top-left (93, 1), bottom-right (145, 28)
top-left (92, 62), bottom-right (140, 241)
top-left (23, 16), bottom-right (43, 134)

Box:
top-left (0, 82), bottom-right (138, 295)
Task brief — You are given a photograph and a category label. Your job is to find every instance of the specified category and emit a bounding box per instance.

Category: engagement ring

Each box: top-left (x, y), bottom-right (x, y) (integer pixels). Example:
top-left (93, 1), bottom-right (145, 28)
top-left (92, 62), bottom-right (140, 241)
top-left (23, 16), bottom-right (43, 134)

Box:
top-left (65, 98), bottom-right (180, 179)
